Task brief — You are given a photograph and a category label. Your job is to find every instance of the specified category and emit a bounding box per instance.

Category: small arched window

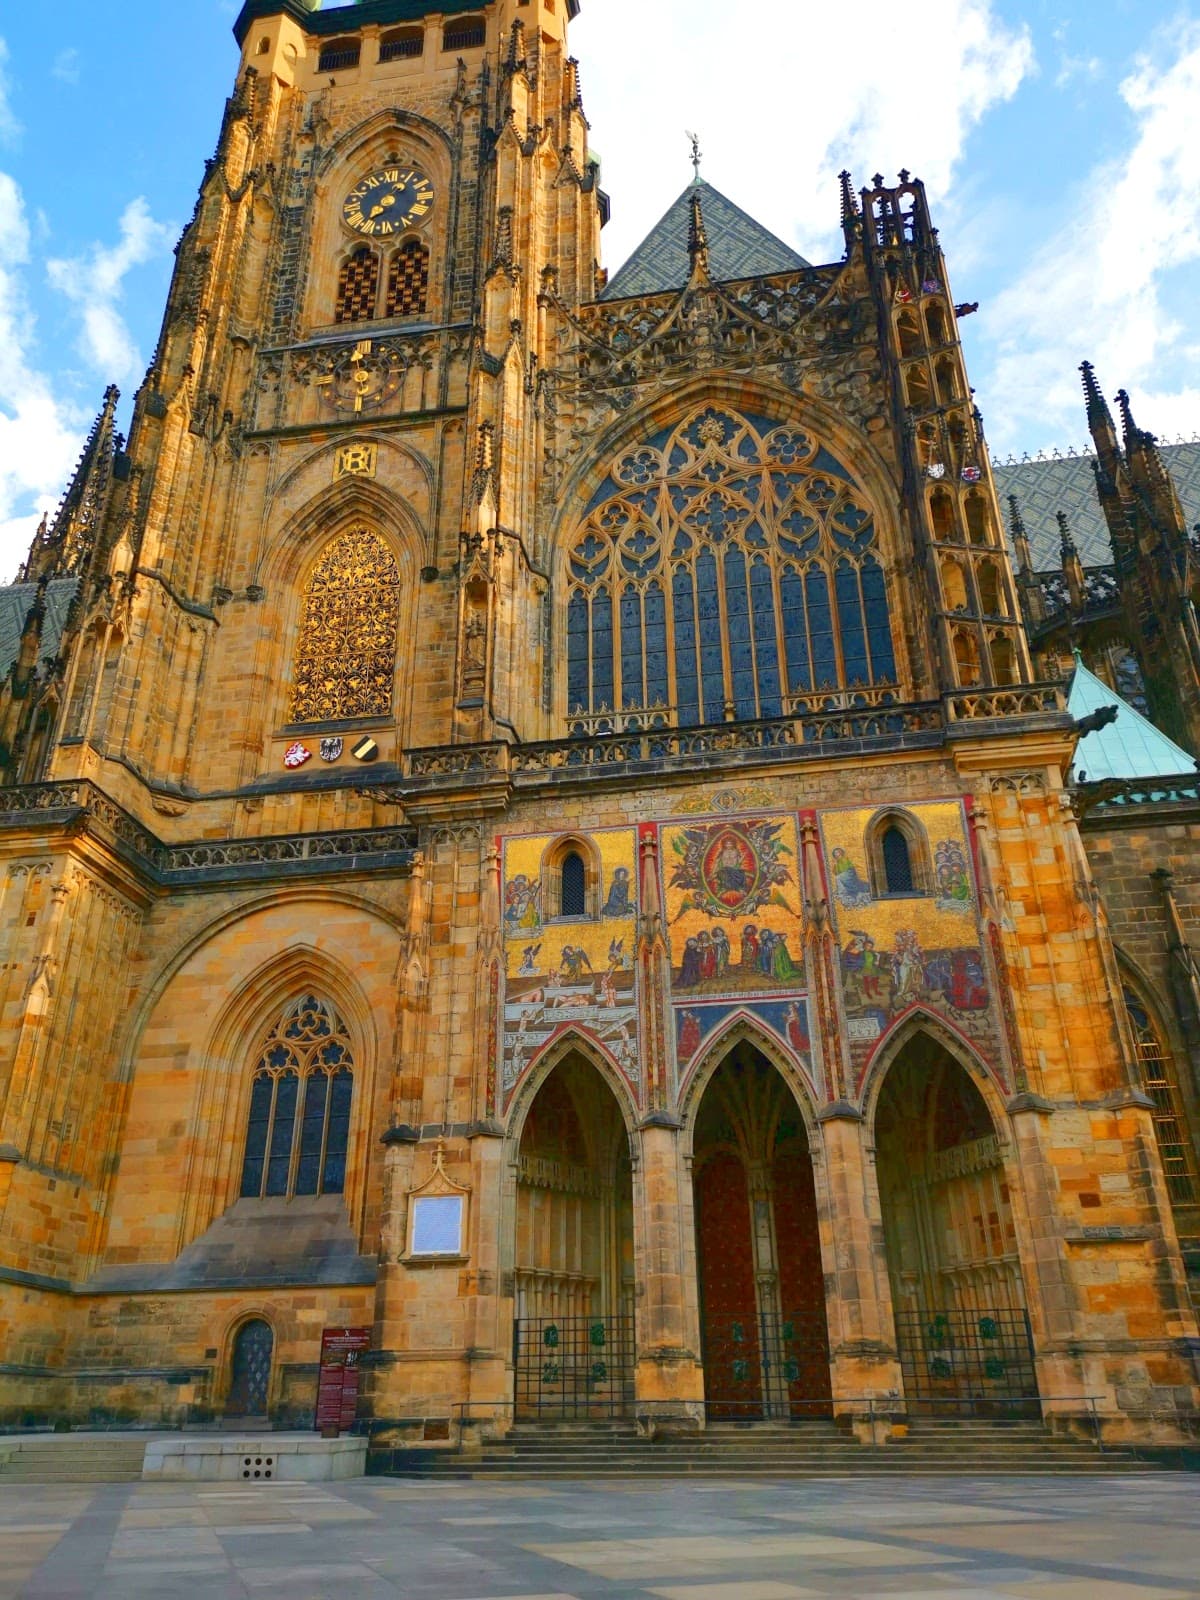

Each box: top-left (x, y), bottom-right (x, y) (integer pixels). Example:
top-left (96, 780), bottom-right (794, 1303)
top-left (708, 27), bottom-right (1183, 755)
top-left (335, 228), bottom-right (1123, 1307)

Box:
top-left (935, 357), bottom-right (958, 405)
top-left (560, 851), bottom-right (587, 917)
top-left (1124, 987), bottom-right (1198, 1206)
top-left (380, 26), bottom-right (424, 61)
top-left (318, 37), bottom-right (361, 72)
top-left (290, 528), bottom-right (401, 725)
top-left (386, 238), bottom-right (430, 317)
top-left (335, 246), bottom-right (380, 324)
top-left (881, 826), bottom-right (914, 894)
top-left (977, 561), bottom-right (1003, 616)
top-left (925, 301), bottom-right (949, 346)
top-left (896, 311), bottom-right (921, 359)
top-left (444, 15), bottom-right (486, 49)
top-left (990, 635), bottom-right (1017, 685)
top-left (930, 490), bottom-right (956, 541)
top-left (940, 558), bottom-right (968, 611)
top-left (954, 628), bottom-right (982, 686)
top-left (240, 996), bottom-right (354, 1201)
top-left (905, 365), bottom-right (931, 410)
top-left (867, 810), bottom-right (931, 898)
top-left (965, 493), bottom-right (990, 546)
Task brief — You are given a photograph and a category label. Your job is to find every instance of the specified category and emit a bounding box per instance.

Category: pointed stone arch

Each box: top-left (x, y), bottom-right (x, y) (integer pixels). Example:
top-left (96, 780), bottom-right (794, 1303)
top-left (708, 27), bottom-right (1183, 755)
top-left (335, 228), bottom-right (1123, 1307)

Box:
top-left (862, 1005), bottom-right (1009, 1138)
top-left (505, 1024), bottom-right (640, 1149)
top-left (679, 1010), bottom-right (821, 1157)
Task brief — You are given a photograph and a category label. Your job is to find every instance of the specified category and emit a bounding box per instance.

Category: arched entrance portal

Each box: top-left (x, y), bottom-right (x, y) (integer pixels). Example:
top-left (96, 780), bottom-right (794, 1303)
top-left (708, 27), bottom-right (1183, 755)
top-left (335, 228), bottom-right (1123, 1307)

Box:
top-left (512, 1054), bottom-right (635, 1418)
top-left (227, 1319), bottom-right (273, 1417)
top-left (875, 1033), bottom-right (1038, 1411)
top-left (692, 1042), bottom-right (832, 1419)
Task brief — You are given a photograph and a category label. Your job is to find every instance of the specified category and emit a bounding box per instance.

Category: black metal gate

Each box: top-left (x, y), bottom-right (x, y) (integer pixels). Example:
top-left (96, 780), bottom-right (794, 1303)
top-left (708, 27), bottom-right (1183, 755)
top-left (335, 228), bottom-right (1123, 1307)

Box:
top-left (514, 1316), bottom-right (636, 1420)
top-left (702, 1311), bottom-right (833, 1420)
top-left (894, 1307), bottom-right (1038, 1413)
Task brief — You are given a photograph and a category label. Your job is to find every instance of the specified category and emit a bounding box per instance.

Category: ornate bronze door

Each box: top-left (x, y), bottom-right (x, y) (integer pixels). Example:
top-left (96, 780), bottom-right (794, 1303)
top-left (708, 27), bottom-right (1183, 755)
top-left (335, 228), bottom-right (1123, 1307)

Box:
top-left (228, 1320), bottom-right (273, 1416)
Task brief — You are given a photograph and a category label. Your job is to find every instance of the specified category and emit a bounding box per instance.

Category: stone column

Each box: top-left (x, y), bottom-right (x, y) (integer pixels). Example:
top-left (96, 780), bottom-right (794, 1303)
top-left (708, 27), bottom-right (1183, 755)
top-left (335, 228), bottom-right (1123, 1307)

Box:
top-left (633, 1119), bottom-right (705, 1428)
top-left (818, 1107), bottom-right (904, 1434)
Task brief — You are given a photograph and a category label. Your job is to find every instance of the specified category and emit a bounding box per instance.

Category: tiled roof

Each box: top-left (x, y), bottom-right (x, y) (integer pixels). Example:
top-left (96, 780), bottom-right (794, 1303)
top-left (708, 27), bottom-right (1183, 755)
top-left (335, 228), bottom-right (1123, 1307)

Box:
top-left (993, 441), bottom-right (1200, 570)
top-left (0, 580), bottom-right (78, 678)
top-left (1069, 654), bottom-right (1195, 783)
top-left (601, 180), bottom-right (809, 302)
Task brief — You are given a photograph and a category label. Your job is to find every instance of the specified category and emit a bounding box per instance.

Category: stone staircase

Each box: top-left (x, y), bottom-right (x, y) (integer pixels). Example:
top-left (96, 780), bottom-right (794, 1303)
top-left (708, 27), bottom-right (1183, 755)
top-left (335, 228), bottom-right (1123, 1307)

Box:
top-left (0, 1433), bottom-right (151, 1483)
top-left (372, 1417), bottom-right (1160, 1479)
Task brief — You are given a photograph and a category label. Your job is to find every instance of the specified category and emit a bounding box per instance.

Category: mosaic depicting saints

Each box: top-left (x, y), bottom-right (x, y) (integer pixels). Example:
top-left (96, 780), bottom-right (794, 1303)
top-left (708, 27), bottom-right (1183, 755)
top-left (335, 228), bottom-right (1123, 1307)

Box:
top-left (830, 846), bottom-right (872, 908)
top-left (662, 816), bottom-right (805, 998)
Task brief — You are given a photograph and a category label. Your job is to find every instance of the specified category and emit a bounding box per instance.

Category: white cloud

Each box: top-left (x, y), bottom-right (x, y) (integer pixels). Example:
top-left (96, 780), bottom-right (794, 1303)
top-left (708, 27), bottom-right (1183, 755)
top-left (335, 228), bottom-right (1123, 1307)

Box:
top-left (47, 197), bottom-right (175, 380)
top-left (0, 38), bottom-right (21, 144)
top-left (575, 0), bottom-right (1033, 266)
top-left (51, 49), bottom-right (81, 87)
top-left (0, 172), bottom-right (87, 582)
top-left (981, 20), bottom-right (1200, 450)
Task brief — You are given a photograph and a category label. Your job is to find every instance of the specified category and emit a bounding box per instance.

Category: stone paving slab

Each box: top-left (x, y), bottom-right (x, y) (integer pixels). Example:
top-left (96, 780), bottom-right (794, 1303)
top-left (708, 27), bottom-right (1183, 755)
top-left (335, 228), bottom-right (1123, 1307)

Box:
top-left (1, 1473), bottom-right (1198, 1600)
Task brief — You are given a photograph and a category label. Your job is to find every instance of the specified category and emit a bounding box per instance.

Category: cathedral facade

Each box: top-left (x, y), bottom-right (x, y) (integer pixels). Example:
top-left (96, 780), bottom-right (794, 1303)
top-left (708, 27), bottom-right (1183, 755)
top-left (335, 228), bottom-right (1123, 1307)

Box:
top-left (2, 0), bottom-right (1199, 1449)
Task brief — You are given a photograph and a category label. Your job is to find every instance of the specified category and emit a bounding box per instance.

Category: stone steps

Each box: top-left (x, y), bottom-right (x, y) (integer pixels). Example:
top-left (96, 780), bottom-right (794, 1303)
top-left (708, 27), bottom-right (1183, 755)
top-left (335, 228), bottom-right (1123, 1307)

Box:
top-left (0, 1436), bottom-right (150, 1484)
top-left (373, 1421), bottom-right (1159, 1479)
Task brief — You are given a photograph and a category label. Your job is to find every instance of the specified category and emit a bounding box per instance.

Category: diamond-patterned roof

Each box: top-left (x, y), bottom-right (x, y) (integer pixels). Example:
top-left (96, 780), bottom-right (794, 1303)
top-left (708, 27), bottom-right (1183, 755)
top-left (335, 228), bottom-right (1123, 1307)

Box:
top-left (1069, 654), bottom-right (1195, 782)
top-left (0, 579), bottom-right (78, 679)
top-left (993, 441), bottom-right (1200, 570)
top-left (601, 180), bottom-right (809, 302)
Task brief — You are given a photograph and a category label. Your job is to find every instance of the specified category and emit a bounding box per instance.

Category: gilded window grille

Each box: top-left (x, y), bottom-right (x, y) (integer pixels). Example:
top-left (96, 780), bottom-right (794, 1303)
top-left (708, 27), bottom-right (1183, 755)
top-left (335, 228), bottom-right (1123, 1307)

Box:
top-left (385, 238), bottom-right (430, 317)
top-left (290, 528), bottom-right (401, 724)
top-left (565, 406), bottom-right (899, 733)
top-left (1124, 987), bottom-right (1198, 1206)
top-left (240, 996), bottom-right (354, 1201)
top-left (335, 246), bottom-right (380, 324)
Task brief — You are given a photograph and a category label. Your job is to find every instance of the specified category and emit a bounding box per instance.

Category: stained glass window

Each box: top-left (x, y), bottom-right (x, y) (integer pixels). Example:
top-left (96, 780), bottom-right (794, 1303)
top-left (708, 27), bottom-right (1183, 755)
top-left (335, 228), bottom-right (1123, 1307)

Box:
top-left (290, 528), bottom-right (401, 724)
top-left (240, 996), bottom-right (355, 1201)
top-left (564, 407), bottom-right (898, 731)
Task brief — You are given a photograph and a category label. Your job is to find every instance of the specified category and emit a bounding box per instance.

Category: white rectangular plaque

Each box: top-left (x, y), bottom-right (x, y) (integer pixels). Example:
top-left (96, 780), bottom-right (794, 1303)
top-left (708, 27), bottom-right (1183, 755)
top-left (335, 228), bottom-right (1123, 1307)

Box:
top-left (410, 1194), bottom-right (465, 1257)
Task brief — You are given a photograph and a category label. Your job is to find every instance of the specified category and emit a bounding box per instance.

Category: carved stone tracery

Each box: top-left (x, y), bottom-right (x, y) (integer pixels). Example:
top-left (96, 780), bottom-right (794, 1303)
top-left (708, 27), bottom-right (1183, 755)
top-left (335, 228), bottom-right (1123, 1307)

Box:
top-left (290, 527), bottom-right (401, 724)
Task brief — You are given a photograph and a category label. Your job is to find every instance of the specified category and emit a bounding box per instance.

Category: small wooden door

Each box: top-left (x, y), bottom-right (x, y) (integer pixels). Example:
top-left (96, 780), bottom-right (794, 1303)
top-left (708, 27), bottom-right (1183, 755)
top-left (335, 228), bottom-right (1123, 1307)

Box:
top-left (227, 1320), bottom-right (273, 1416)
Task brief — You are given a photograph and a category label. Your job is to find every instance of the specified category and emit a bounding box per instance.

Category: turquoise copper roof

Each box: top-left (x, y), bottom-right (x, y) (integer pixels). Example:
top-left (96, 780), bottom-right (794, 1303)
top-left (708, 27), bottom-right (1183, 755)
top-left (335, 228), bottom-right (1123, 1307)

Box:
top-left (601, 180), bottom-right (809, 302)
top-left (1069, 653), bottom-right (1195, 782)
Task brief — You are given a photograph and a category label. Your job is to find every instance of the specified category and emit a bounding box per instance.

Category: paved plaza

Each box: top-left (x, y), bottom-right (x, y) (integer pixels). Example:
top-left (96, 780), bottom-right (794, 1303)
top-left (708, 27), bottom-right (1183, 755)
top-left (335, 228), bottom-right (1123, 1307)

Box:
top-left (1, 1472), bottom-right (1197, 1600)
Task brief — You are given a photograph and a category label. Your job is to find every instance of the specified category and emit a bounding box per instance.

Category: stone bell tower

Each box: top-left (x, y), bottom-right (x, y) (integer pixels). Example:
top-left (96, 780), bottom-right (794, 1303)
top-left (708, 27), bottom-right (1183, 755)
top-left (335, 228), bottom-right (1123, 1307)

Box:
top-left (15, 0), bottom-right (603, 811)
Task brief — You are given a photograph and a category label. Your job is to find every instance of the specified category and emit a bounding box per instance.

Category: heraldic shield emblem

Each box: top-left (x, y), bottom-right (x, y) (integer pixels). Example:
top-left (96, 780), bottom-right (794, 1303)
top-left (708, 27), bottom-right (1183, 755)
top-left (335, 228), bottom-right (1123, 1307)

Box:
top-left (320, 737), bottom-right (344, 763)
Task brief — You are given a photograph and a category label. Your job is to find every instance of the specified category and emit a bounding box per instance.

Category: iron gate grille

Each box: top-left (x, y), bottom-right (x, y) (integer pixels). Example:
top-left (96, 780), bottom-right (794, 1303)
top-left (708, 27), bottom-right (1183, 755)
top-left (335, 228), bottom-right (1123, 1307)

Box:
top-left (702, 1311), bottom-right (833, 1420)
top-left (894, 1307), bottom-right (1038, 1413)
top-left (514, 1316), bottom-right (636, 1419)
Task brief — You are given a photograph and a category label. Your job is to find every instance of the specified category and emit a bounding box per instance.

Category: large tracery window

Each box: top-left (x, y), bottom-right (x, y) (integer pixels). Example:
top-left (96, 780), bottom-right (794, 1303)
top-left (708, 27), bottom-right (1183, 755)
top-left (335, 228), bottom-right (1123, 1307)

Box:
top-left (240, 996), bottom-right (354, 1201)
top-left (1124, 987), bottom-right (1198, 1207)
top-left (565, 407), bottom-right (898, 732)
top-left (290, 528), bottom-right (401, 725)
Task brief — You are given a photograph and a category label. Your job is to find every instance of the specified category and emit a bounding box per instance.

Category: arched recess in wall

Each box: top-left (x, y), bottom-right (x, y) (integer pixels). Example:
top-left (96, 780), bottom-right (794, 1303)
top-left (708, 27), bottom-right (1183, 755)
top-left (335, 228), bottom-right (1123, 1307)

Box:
top-left (869, 1022), bottom-right (1039, 1410)
top-left (310, 109), bottom-right (454, 335)
top-left (288, 526), bottom-right (403, 725)
top-left (261, 466), bottom-right (426, 745)
top-left (1121, 977), bottom-right (1199, 1216)
top-left (561, 403), bottom-right (901, 733)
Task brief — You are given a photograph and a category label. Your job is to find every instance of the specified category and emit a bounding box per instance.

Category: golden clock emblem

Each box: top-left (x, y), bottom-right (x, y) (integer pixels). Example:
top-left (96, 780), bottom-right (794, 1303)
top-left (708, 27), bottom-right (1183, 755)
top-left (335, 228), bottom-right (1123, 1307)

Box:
top-left (342, 167), bottom-right (435, 237)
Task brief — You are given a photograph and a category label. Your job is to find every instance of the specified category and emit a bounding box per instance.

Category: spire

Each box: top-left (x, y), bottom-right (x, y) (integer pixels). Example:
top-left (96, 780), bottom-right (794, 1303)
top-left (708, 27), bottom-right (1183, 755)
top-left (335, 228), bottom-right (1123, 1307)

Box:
top-left (12, 576), bottom-right (49, 699)
top-left (1007, 493), bottom-right (1033, 575)
top-left (1058, 511), bottom-right (1085, 610)
top-left (687, 187), bottom-right (710, 280)
top-left (21, 385), bottom-right (120, 583)
top-left (1116, 388), bottom-right (1137, 449)
top-left (839, 169), bottom-right (862, 249)
top-left (1081, 361), bottom-right (1118, 461)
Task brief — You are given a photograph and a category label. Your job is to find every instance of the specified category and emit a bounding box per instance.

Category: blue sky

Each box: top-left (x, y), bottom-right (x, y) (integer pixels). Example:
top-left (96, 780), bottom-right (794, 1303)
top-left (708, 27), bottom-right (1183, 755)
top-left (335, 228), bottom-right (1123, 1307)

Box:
top-left (0, 0), bottom-right (1198, 578)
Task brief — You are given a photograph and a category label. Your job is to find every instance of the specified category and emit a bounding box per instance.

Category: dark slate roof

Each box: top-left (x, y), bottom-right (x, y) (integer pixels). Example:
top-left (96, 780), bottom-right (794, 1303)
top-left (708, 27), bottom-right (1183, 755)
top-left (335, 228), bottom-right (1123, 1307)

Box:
top-left (0, 579), bottom-right (78, 678)
top-left (993, 440), bottom-right (1200, 569)
top-left (601, 179), bottom-right (809, 302)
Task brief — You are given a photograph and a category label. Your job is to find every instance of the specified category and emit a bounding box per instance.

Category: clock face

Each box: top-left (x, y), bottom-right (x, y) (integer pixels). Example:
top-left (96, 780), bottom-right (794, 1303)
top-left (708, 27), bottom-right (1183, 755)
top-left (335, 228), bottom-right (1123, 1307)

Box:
top-left (342, 167), bottom-right (435, 237)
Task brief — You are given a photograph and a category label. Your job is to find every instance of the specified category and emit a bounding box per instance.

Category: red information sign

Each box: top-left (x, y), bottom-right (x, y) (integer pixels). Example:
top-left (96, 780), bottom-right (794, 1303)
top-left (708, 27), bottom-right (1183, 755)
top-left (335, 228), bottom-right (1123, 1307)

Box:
top-left (316, 1327), bottom-right (371, 1437)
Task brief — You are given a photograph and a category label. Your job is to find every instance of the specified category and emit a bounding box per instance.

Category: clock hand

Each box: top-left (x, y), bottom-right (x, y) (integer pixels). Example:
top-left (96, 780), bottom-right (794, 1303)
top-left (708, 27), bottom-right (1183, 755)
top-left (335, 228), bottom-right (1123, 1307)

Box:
top-left (367, 194), bottom-right (398, 220)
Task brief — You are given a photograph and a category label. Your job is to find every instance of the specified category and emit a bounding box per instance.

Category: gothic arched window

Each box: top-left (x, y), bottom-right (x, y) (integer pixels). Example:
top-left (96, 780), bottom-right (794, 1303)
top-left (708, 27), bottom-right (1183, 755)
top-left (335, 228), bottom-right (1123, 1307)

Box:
top-left (385, 238), bottom-right (430, 317)
top-left (565, 407), bottom-right (898, 732)
top-left (1123, 986), bottom-right (1198, 1206)
top-left (560, 851), bottom-right (587, 917)
top-left (290, 528), bottom-right (401, 725)
top-left (335, 246), bottom-right (380, 323)
top-left (240, 996), bottom-right (354, 1201)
